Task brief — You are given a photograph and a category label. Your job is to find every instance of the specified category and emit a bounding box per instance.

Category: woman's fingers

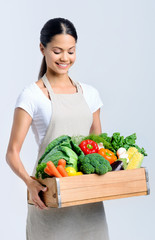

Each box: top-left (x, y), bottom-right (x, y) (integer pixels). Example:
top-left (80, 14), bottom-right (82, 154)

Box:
top-left (35, 195), bottom-right (48, 210)
top-left (32, 194), bottom-right (48, 210)
top-left (28, 179), bottom-right (48, 210)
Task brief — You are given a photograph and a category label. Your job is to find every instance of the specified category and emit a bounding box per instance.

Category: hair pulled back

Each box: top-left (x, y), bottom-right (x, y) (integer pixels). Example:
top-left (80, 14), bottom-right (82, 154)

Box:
top-left (38, 17), bottom-right (78, 79)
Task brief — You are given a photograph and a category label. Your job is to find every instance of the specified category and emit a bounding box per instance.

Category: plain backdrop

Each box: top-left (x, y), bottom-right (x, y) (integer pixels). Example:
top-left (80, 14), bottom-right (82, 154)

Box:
top-left (1, 0), bottom-right (155, 239)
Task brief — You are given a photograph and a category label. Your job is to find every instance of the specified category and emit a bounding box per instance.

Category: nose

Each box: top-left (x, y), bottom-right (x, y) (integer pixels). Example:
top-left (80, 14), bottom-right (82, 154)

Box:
top-left (60, 52), bottom-right (68, 62)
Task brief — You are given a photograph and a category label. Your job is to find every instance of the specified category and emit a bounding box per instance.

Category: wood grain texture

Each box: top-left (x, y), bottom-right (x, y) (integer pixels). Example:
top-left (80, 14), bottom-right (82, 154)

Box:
top-left (58, 168), bottom-right (146, 189)
top-left (27, 168), bottom-right (149, 208)
top-left (28, 177), bottom-right (58, 207)
top-left (61, 191), bottom-right (147, 208)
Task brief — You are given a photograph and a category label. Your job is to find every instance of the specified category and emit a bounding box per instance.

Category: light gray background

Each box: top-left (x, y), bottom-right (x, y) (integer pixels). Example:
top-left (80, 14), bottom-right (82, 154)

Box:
top-left (1, 0), bottom-right (155, 239)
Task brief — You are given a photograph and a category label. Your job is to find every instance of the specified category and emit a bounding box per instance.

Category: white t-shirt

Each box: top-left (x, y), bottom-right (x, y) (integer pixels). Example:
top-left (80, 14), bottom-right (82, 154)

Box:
top-left (15, 81), bottom-right (103, 146)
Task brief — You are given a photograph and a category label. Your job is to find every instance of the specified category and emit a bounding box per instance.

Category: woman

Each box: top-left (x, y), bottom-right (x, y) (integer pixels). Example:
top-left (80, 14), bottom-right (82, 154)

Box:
top-left (6, 18), bottom-right (110, 240)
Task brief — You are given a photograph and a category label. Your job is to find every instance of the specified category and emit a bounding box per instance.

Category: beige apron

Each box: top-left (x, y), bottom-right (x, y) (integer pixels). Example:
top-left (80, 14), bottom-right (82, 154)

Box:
top-left (26, 74), bottom-right (110, 240)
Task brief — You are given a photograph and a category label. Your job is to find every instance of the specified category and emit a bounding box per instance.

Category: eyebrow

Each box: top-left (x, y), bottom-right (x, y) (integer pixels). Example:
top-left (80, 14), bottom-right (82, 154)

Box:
top-left (52, 46), bottom-right (75, 50)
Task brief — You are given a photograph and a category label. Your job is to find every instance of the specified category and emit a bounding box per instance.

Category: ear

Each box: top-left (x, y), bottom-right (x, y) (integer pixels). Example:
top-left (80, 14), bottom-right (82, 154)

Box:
top-left (40, 43), bottom-right (45, 56)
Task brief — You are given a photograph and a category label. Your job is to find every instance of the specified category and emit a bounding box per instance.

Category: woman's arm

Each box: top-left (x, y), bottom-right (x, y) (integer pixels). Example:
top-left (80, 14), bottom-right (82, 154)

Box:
top-left (6, 108), bottom-right (47, 209)
top-left (89, 108), bottom-right (102, 135)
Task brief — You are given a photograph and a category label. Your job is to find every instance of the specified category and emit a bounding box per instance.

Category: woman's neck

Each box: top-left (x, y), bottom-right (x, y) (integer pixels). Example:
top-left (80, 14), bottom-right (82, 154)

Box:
top-left (46, 70), bottom-right (72, 88)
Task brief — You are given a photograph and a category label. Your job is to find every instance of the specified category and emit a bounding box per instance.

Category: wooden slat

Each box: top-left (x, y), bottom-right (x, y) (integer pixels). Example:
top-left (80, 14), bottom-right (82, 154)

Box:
top-left (59, 168), bottom-right (146, 190)
top-left (60, 179), bottom-right (147, 203)
top-left (61, 191), bottom-right (148, 208)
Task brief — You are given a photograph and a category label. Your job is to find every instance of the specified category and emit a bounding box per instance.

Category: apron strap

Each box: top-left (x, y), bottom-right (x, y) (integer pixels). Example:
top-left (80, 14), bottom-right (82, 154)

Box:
top-left (41, 73), bottom-right (82, 97)
top-left (41, 74), bottom-right (54, 100)
top-left (68, 76), bottom-right (83, 94)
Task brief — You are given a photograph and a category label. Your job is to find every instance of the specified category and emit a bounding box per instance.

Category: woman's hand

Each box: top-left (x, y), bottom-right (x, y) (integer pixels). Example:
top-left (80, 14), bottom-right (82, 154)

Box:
top-left (27, 177), bottom-right (48, 210)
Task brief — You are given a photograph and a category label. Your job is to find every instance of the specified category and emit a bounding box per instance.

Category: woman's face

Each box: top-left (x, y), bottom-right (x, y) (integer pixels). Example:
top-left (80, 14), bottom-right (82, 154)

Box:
top-left (40, 34), bottom-right (76, 75)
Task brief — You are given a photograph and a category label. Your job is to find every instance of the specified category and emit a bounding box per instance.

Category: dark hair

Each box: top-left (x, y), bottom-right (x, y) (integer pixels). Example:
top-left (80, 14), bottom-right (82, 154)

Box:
top-left (38, 17), bottom-right (78, 79)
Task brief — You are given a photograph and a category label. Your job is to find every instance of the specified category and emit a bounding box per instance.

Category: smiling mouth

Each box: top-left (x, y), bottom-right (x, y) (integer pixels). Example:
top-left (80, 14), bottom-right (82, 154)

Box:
top-left (56, 63), bottom-right (69, 66)
top-left (56, 63), bottom-right (70, 69)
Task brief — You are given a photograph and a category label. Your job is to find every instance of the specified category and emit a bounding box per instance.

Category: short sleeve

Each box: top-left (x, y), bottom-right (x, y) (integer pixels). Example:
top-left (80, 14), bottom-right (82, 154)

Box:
top-left (15, 87), bottom-right (35, 118)
top-left (79, 82), bottom-right (103, 113)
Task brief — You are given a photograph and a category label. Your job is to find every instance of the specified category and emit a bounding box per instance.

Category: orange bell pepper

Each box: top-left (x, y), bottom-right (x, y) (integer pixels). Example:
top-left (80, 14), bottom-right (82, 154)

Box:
top-left (98, 148), bottom-right (117, 164)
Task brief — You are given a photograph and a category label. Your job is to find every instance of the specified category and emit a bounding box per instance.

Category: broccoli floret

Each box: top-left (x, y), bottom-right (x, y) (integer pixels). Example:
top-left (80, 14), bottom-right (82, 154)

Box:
top-left (98, 158), bottom-right (112, 171)
top-left (80, 163), bottom-right (95, 174)
top-left (90, 157), bottom-right (109, 174)
top-left (78, 155), bottom-right (90, 169)
top-left (89, 158), bottom-right (100, 168)
top-left (86, 153), bottom-right (112, 172)
top-left (96, 165), bottom-right (108, 175)
top-left (78, 155), bottom-right (84, 163)
top-left (78, 153), bottom-right (112, 175)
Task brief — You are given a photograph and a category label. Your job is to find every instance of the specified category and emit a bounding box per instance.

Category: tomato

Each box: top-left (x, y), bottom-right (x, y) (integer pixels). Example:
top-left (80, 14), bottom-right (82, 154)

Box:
top-left (98, 148), bottom-right (117, 164)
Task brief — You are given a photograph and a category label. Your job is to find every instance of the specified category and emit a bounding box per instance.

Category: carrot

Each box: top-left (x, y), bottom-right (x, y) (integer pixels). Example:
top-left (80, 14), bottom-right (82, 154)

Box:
top-left (46, 161), bottom-right (62, 178)
top-left (58, 159), bottom-right (66, 168)
top-left (57, 165), bottom-right (69, 177)
top-left (44, 166), bottom-right (53, 176)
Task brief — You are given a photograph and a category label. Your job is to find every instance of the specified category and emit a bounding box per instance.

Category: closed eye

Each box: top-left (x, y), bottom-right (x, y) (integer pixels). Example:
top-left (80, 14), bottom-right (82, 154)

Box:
top-left (54, 52), bottom-right (74, 55)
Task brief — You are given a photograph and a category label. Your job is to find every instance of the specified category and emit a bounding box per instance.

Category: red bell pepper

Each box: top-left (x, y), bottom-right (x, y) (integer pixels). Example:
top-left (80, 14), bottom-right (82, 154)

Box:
top-left (79, 139), bottom-right (99, 155)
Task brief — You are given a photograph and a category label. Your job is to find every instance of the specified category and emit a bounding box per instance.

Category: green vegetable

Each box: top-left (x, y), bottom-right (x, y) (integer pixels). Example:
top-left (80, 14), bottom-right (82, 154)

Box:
top-left (92, 132), bottom-right (147, 156)
top-left (78, 153), bottom-right (112, 175)
top-left (35, 162), bottom-right (50, 179)
top-left (124, 133), bottom-right (137, 145)
top-left (59, 146), bottom-right (78, 171)
top-left (35, 146), bottom-right (78, 178)
top-left (123, 133), bottom-right (147, 156)
top-left (71, 135), bottom-right (86, 146)
top-left (38, 135), bottom-right (71, 164)
top-left (40, 146), bottom-right (69, 164)
top-left (80, 163), bottom-right (95, 174)
top-left (133, 144), bottom-right (147, 156)
top-left (70, 139), bottom-right (85, 157)
top-left (100, 133), bottom-right (112, 144)
top-left (95, 164), bottom-right (109, 175)
top-left (35, 135), bottom-right (81, 178)
top-left (111, 132), bottom-right (124, 151)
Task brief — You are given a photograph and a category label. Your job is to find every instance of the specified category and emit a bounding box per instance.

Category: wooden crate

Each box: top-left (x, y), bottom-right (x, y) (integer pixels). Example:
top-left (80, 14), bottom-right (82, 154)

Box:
top-left (27, 167), bottom-right (150, 208)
